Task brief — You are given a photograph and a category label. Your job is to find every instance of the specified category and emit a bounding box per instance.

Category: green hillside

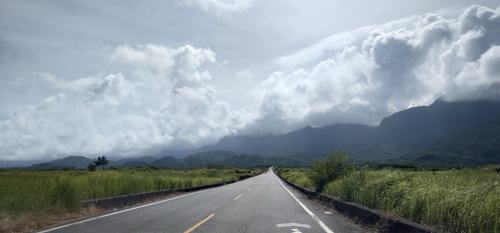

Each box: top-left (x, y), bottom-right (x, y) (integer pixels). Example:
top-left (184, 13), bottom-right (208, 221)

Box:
top-left (391, 118), bottom-right (500, 168)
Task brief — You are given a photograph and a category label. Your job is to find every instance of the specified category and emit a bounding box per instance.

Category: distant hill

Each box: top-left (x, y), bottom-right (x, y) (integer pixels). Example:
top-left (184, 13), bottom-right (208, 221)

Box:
top-left (198, 100), bottom-right (500, 161)
top-left (151, 156), bottom-right (181, 167)
top-left (204, 124), bottom-right (374, 156)
top-left (26, 156), bottom-right (92, 170)
top-left (390, 118), bottom-right (500, 168)
top-left (0, 159), bottom-right (47, 168)
top-left (373, 100), bottom-right (500, 151)
top-left (223, 154), bottom-right (272, 168)
top-left (348, 144), bottom-right (405, 162)
top-left (120, 160), bottom-right (151, 167)
top-left (136, 150), bottom-right (317, 168)
top-left (111, 156), bottom-right (158, 166)
top-left (182, 150), bottom-right (237, 167)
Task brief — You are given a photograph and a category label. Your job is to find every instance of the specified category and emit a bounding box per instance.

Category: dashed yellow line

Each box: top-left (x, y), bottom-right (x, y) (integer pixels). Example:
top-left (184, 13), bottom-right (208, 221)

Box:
top-left (183, 213), bottom-right (215, 233)
top-left (234, 194), bottom-right (243, 200)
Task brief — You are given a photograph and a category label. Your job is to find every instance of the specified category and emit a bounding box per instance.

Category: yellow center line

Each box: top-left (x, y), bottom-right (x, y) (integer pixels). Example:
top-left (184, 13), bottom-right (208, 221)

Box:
top-left (183, 213), bottom-right (215, 233)
top-left (234, 194), bottom-right (243, 200)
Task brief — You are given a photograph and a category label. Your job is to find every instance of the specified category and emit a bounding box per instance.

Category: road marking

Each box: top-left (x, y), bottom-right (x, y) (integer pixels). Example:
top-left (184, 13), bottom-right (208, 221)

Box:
top-left (183, 213), bottom-right (215, 233)
top-left (277, 223), bottom-right (311, 228)
top-left (234, 194), bottom-right (243, 200)
top-left (248, 188), bottom-right (252, 191)
top-left (274, 174), bottom-right (334, 233)
top-left (38, 189), bottom-right (212, 233)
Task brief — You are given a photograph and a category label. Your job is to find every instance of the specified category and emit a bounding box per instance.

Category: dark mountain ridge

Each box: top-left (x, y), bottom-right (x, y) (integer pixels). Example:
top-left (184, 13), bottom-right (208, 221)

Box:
top-left (26, 156), bottom-right (92, 170)
top-left (391, 118), bottom-right (500, 167)
top-left (199, 100), bottom-right (500, 160)
top-left (204, 123), bottom-right (375, 155)
top-left (374, 100), bottom-right (500, 150)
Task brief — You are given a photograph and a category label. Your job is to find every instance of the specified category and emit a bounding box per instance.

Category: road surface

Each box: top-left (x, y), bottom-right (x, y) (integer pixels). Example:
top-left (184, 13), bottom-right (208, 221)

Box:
top-left (37, 169), bottom-right (372, 233)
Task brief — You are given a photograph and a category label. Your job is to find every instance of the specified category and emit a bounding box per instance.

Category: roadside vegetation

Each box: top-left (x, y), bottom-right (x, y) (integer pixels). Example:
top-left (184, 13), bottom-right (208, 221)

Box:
top-left (276, 154), bottom-right (499, 233)
top-left (0, 167), bottom-right (262, 233)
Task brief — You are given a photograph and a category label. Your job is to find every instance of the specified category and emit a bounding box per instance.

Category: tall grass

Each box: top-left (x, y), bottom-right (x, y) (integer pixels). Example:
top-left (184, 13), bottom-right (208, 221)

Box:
top-left (276, 167), bottom-right (314, 190)
top-left (278, 167), bottom-right (500, 233)
top-left (0, 169), bottom-right (247, 213)
top-left (0, 168), bottom-right (258, 232)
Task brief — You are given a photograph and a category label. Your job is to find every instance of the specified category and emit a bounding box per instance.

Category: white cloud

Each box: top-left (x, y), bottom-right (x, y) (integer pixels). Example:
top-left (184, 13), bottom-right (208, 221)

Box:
top-left (37, 72), bottom-right (101, 92)
top-left (109, 44), bottom-right (238, 149)
top-left (273, 27), bottom-right (375, 69)
top-left (183, 0), bottom-right (255, 16)
top-left (111, 44), bottom-right (216, 90)
top-left (272, 16), bottom-right (420, 70)
top-left (87, 73), bottom-right (138, 108)
top-left (37, 93), bottom-right (66, 111)
top-left (0, 93), bottom-right (92, 160)
top-left (245, 5), bottom-right (500, 135)
top-left (0, 44), bottom-right (239, 159)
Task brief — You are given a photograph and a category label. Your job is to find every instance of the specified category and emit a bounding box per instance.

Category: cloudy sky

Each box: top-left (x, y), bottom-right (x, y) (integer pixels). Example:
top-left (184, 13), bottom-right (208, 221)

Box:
top-left (1, 0), bottom-right (500, 161)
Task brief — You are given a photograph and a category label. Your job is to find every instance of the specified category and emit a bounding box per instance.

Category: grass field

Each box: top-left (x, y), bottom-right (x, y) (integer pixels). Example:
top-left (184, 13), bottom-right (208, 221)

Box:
top-left (0, 168), bottom-right (261, 233)
top-left (277, 166), bottom-right (500, 233)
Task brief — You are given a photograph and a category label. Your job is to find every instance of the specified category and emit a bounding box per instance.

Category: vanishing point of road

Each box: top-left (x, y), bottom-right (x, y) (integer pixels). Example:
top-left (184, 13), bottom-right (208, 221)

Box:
top-left (37, 169), bottom-right (372, 233)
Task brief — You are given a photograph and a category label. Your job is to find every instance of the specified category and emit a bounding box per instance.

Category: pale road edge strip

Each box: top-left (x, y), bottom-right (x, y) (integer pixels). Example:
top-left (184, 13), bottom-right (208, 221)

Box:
top-left (183, 213), bottom-right (216, 233)
top-left (37, 180), bottom-right (243, 233)
top-left (274, 173), bottom-right (334, 233)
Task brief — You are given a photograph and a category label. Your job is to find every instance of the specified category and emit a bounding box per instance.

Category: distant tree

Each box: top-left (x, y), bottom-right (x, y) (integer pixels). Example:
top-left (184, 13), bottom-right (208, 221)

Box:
top-left (91, 156), bottom-right (109, 170)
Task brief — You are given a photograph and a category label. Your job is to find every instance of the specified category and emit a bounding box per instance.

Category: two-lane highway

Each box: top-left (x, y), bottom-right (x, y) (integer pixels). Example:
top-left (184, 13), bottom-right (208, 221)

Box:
top-left (38, 169), bottom-right (371, 233)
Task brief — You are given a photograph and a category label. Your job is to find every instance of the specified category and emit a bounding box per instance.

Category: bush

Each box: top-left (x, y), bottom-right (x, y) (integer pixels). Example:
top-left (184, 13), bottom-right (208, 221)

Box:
top-left (308, 151), bottom-right (354, 192)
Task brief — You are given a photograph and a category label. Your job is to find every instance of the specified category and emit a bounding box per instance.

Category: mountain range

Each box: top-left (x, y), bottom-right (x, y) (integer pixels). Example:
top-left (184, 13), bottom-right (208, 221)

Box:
top-left (2, 99), bottom-right (500, 169)
top-left (197, 99), bottom-right (500, 161)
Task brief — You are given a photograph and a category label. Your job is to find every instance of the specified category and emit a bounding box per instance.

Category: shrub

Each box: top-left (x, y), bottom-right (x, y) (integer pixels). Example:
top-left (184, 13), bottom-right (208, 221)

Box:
top-left (308, 151), bottom-right (354, 192)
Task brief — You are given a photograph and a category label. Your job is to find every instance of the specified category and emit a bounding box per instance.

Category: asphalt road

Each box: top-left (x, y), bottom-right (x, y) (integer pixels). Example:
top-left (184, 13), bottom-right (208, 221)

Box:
top-left (37, 169), bottom-right (371, 233)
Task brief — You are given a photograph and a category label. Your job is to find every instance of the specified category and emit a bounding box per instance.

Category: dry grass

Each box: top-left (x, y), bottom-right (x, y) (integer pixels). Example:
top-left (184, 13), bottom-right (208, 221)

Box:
top-left (0, 207), bottom-right (102, 233)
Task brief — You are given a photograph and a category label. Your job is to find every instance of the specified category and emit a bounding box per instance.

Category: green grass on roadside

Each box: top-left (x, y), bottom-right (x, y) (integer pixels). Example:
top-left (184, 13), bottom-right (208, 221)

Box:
top-left (276, 168), bottom-right (314, 190)
top-left (277, 166), bottom-right (500, 233)
top-left (0, 168), bottom-right (262, 232)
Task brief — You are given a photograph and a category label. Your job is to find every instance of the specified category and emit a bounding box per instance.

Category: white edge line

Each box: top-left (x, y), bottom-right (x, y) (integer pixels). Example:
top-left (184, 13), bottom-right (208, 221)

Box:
top-left (274, 173), bottom-right (334, 233)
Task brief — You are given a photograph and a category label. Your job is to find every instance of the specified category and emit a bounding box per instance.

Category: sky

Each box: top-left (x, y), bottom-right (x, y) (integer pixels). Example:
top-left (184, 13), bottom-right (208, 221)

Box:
top-left (1, 0), bottom-right (500, 161)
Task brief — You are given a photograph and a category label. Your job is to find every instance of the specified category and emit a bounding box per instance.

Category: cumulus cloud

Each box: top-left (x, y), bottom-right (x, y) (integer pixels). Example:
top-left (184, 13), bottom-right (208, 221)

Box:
top-left (111, 44), bottom-right (216, 90)
top-left (1, 44), bottom-right (238, 159)
top-left (110, 44), bottom-right (238, 149)
top-left (246, 5), bottom-right (500, 135)
top-left (87, 73), bottom-right (138, 108)
top-left (0, 93), bottom-right (105, 160)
